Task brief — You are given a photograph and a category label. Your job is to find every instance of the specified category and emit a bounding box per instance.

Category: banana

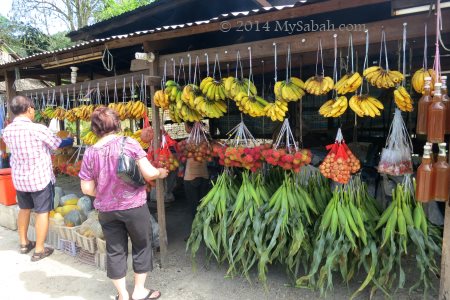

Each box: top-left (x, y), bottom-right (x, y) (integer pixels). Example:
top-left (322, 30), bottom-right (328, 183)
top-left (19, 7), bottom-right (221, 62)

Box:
top-left (304, 76), bottom-right (333, 95)
top-left (394, 86), bottom-right (414, 112)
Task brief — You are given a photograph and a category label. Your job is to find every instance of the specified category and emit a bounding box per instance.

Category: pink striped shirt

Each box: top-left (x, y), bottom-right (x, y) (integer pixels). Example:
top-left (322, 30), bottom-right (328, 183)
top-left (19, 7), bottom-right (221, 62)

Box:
top-left (2, 117), bottom-right (61, 192)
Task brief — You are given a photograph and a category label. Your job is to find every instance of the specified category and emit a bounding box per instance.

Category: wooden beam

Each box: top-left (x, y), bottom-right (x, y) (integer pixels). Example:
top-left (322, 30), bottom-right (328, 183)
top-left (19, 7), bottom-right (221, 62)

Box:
top-left (19, 70), bottom-right (161, 96)
top-left (155, 11), bottom-right (448, 74)
top-left (145, 42), bottom-right (168, 267)
top-left (105, 0), bottom-right (390, 49)
top-left (440, 202), bottom-right (450, 299)
top-left (253, 0), bottom-right (272, 7)
top-left (4, 70), bottom-right (16, 121)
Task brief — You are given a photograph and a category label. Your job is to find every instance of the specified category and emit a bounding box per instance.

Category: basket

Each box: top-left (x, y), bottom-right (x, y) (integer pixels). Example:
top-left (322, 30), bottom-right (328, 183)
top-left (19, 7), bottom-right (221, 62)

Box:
top-left (96, 237), bottom-right (106, 254)
top-left (58, 238), bottom-right (80, 257)
top-left (54, 225), bottom-right (80, 242)
top-left (96, 237), bottom-right (132, 254)
top-left (0, 203), bottom-right (18, 230)
top-left (26, 226), bottom-right (60, 249)
top-left (77, 249), bottom-right (96, 266)
top-left (95, 252), bottom-right (133, 272)
top-left (74, 230), bottom-right (97, 253)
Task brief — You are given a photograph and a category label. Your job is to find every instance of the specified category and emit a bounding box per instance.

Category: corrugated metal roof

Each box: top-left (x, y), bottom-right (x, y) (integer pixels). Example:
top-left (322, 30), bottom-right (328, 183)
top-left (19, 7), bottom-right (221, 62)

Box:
top-left (0, 3), bottom-right (309, 68)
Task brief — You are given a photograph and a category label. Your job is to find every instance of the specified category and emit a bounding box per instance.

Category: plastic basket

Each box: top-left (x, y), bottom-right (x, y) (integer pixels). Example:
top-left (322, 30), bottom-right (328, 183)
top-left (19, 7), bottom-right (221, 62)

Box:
top-left (74, 230), bottom-right (97, 253)
top-left (77, 249), bottom-right (96, 266)
top-left (0, 203), bottom-right (18, 230)
top-left (95, 252), bottom-right (133, 272)
top-left (96, 237), bottom-right (106, 254)
top-left (26, 226), bottom-right (60, 249)
top-left (58, 238), bottom-right (80, 257)
top-left (54, 225), bottom-right (80, 242)
top-left (96, 237), bottom-right (132, 254)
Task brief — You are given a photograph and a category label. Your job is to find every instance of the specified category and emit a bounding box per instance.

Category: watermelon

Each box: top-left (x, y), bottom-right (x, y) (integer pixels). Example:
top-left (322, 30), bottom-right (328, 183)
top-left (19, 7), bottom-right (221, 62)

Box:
top-left (77, 196), bottom-right (93, 215)
top-left (64, 210), bottom-right (87, 227)
top-left (54, 187), bottom-right (65, 208)
top-left (60, 193), bottom-right (79, 206)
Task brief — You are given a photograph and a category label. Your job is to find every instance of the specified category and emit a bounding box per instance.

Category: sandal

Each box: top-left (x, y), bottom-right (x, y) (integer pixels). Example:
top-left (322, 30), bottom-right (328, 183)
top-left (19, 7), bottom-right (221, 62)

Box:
top-left (31, 247), bottom-right (54, 262)
top-left (20, 241), bottom-right (36, 254)
top-left (132, 289), bottom-right (161, 300)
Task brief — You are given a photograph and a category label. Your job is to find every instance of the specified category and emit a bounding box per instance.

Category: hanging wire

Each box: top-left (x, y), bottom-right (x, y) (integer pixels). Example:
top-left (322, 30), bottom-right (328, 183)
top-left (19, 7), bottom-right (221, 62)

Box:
top-left (193, 56), bottom-right (200, 86)
top-left (161, 60), bottom-right (167, 88)
top-left (286, 44), bottom-right (292, 82)
top-left (433, 0), bottom-right (442, 80)
top-left (360, 30), bottom-right (370, 95)
top-left (171, 58), bottom-right (176, 81)
top-left (247, 47), bottom-right (253, 96)
top-left (213, 53), bottom-right (222, 80)
top-left (204, 53), bottom-right (210, 77)
top-left (332, 34), bottom-right (338, 99)
top-left (114, 80), bottom-right (118, 104)
top-left (315, 39), bottom-right (325, 76)
top-left (187, 54), bottom-right (192, 85)
top-left (402, 23), bottom-right (407, 87)
top-left (423, 23), bottom-right (428, 70)
top-left (273, 43), bottom-right (278, 82)
top-left (102, 46), bottom-right (114, 72)
top-left (178, 58), bottom-right (186, 84)
top-left (235, 50), bottom-right (243, 79)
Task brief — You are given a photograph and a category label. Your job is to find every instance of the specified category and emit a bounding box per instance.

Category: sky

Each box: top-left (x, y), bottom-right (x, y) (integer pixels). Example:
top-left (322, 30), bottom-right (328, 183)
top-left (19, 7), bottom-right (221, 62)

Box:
top-left (0, 0), bottom-right (12, 17)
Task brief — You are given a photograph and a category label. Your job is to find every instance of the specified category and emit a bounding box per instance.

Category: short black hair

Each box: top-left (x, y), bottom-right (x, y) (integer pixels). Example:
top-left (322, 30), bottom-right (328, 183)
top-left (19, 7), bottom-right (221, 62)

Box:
top-left (10, 96), bottom-right (34, 116)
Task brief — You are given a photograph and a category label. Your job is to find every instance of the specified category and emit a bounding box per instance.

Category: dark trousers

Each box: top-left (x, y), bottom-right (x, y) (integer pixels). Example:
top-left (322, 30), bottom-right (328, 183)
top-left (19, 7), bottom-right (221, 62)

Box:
top-left (99, 205), bottom-right (153, 279)
top-left (184, 177), bottom-right (210, 218)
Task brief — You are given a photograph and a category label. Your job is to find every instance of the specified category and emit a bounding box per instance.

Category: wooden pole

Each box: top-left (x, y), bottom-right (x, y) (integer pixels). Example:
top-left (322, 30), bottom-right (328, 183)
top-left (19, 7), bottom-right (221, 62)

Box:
top-left (145, 47), bottom-right (168, 266)
top-left (4, 70), bottom-right (16, 121)
top-left (440, 202), bottom-right (450, 299)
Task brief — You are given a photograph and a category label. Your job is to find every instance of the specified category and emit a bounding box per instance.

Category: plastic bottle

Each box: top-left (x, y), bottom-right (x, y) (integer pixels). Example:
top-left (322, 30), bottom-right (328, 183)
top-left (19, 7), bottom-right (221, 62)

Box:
top-left (442, 76), bottom-right (450, 134)
top-left (416, 145), bottom-right (434, 203)
top-left (427, 83), bottom-right (446, 143)
top-left (433, 143), bottom-right (450, 201)
top-left (416, 77), bottom-right (432, 135)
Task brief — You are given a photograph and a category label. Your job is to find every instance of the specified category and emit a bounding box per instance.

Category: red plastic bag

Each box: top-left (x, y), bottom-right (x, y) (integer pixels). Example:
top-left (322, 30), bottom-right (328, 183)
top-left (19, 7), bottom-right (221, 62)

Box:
top-left (140, 112), bottom-right (154, 144)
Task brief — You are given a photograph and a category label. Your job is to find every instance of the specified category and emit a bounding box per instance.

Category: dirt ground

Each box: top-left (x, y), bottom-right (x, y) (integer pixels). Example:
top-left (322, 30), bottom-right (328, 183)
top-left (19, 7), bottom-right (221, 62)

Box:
top-left (0, 174), bottom-right (439, 300)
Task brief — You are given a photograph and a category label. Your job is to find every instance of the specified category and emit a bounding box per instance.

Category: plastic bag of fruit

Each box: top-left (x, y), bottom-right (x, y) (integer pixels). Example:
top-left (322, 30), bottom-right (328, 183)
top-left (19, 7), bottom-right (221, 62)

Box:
top-left (262, 119), bottom-right (312, 172)
top-left (140, 112), bottom-right (154, 144)
top-left (319, 128), bottom-right (360, 184)
top-left (212, 121), bottom-right (263, 171)
top-left (178, 122), bottom-right (212, 164)
top-left (378, 109), bottom-right (413, 176)
top-left (148, 132), bottom-right (179, 172)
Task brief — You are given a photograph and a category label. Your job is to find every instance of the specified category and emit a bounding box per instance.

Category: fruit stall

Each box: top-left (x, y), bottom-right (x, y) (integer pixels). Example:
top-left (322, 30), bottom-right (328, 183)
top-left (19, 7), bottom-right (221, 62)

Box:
top-left (1, 0), bottom-right (450, 298)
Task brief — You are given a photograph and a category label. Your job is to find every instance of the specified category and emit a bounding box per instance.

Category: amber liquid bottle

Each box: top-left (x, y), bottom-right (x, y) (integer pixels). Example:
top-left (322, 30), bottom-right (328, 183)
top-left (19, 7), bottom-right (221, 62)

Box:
top-left (416, 145), bottom-right (434, 203)
top-left (427, 83), bottom-right (446, 143)
top-left (442, 76), bottom-right (450, 134)
top-left (416, 77), bottom-right (432, 135)
top-left (433, 143), bottom-right (450, 201)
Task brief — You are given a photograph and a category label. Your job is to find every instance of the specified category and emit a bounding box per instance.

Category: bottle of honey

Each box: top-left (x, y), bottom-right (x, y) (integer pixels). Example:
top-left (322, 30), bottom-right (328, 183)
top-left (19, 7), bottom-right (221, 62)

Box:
top-left (416, 77), bottom-right (432, 135)
top-left (432, 143), bottom-right (450, 201)
top-left (427, 83), bottom-right (446, 143)
top-left (416, 145), bottom-right (434, 203)
top-left (442, 76), bottom-right (450, 134)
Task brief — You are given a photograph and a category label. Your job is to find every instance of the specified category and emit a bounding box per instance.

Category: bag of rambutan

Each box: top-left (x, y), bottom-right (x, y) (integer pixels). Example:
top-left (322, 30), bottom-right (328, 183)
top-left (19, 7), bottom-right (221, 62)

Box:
top-left (178, 122), bottom-right (212, 164)
top-left (261, 119), bottom-right (312, 173)
top-left (214, 120), bottom-right (264, 172)
top-left (148, 132), bottom-right (179, 171)
top-left (319, 128), bottom-right (360, 184)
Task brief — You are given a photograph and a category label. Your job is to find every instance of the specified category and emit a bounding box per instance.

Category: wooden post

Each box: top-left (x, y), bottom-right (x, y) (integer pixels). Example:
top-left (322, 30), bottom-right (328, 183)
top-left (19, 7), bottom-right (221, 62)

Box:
top-left (440, 202), bottom-right (450, 299)
top-left (4, 70), bottom-right (16, 121)
top-left (145, 47), bottom-right (168, 267)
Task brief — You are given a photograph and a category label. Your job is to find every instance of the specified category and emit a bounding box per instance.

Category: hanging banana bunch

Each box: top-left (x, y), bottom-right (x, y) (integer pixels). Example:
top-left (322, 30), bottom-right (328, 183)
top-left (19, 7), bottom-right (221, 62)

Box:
top-left (334, 72), bottom-right (362, 94)
top-left (393, 24), bottom-right (414, 112)
top-left (234, 92), bottom-right (268, 117)
top-left (274, 77), bottom-right (305, 102)
top-left (224, 77), bottom-right (257, 99)
top-left (154, 90), bottom-right (169, 109)
top-left (349, 95), bottom-right (384, 118)
top-left (412, 69), bottom-right (436, 94)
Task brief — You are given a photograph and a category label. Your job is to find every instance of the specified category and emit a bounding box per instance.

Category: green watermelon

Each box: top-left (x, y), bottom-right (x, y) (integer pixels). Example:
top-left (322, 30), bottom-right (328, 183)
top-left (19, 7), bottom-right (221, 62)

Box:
top-left (64, 210), bottom-right (87, 227)
top-left (77, 196), bottom-right (93, 215)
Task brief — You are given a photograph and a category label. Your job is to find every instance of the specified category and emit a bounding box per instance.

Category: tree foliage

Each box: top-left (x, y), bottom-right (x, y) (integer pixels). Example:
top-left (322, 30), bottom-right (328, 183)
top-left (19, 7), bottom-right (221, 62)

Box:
top-left (95, 0), bottom-right (155, 21)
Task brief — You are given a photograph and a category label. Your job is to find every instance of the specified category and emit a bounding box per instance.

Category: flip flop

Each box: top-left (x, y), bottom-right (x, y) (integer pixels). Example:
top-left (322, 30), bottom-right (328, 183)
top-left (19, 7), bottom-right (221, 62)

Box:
top-left (20, 241), bottom-right (36, 254)
top-left (132, 289), bottom-right (161, 300)
top-left (31, 247), bottom-right (54, 262)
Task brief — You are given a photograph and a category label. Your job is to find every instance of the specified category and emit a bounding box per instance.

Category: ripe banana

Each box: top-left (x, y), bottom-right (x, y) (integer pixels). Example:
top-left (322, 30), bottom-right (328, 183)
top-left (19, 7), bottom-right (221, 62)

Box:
top-left (200, 77), bottom-right (227, 102)
top-left (319, 96), bottom-right (348, 118)
top-left (394, 86), bottom-right (414, 112)
top-left (334, 72), bottom-right (362, 94)
top-left (154, 89), bottom-right (169, 109)
top-left (348, 95), bottom-right (383, 118)
top-left (411, 68), bottom-right (436, 94)
top-left (274, 77), bottom-right (305, 102)
top-left (304, 76), bottom-right (334, 96)
top-left (224, 77), bottom-right (257, 99)
top-left (234, 92), bottom-right (268, 117)
top-left (363, 66), bottom-right (405, 89)
top-left (264, 100), bottom-right (288, 122)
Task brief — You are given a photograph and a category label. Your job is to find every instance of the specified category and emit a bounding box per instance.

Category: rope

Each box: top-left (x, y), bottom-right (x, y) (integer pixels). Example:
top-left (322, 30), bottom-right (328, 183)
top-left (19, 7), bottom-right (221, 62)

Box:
top-left (402, 23), bottom-right (407, 87)
top-left (188, 54), bottom-right (192, 84)
top-left (273, 43), bottom-right (278, 82)
top-left (205, 53), bottom-right (210, 77)
top-left (102, 46), bottom-right (114, 72)
top-left (424, 23), bottom-right (428, 69)
top-left (248, 47), bottom-right (253, 96)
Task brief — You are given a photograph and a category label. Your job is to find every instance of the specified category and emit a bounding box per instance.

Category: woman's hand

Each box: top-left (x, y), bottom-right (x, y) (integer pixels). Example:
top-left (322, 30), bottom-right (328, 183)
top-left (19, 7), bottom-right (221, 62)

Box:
top-left (157, 168), bottom-right (169, 179)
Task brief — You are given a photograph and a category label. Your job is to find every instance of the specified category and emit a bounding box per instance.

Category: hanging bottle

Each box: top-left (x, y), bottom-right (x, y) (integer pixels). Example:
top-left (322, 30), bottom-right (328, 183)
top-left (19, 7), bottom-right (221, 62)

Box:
top-left (427, 83), bottom-right (446, 143)
top-left (416, 77), bottom-right (432, 135)
top-left (442, 76), bottom-right (450, 134)
top-left (416, 145), bottom-right (434, 203)
top-left (432, 143), bottom-right (450, 201)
